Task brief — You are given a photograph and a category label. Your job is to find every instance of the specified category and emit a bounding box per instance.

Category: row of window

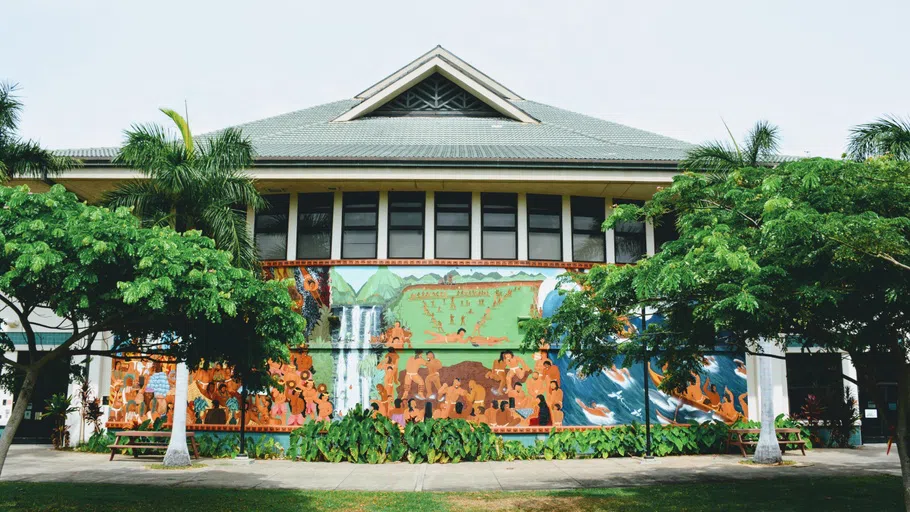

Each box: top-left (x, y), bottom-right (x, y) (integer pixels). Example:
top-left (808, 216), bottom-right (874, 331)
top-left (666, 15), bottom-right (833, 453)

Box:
top-left (254, 192), bottom-right (671, 263)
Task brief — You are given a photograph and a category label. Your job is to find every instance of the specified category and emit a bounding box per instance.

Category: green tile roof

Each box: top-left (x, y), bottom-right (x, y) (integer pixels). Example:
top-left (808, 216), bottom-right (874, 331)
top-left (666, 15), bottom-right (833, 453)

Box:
top-left (56, 98), bottom-right (695, 164)
top-left (4, 331), bottom-right (70, 347)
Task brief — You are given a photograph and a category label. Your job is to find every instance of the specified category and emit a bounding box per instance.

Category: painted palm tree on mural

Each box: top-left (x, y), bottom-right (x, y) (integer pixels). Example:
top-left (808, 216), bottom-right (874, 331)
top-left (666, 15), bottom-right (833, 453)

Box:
top-left (104, 109), bottom-right (264, 466)
top-left (848, 115), bottom-right (910, 161)
top-left (679, 120), bottom-right (780, 176)
top-left (0, 82), bottom-right (78, 181)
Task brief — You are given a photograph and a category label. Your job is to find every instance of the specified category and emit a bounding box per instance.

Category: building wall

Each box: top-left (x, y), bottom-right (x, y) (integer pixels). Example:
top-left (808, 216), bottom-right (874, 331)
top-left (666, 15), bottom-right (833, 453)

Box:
top-left (105, 263), bottom-right (749, 433)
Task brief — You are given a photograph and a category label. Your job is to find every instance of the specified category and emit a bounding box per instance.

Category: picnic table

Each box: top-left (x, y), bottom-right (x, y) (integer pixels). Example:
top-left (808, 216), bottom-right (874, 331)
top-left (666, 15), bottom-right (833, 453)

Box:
top-left (108, 430), bottom-right (200, 461)
top-left (727, 427), bottom-right (807, 457)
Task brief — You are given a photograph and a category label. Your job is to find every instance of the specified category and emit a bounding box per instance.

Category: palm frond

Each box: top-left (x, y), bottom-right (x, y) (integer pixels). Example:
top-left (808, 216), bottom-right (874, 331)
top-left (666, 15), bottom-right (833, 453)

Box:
top-left (160, 108), bottom-right (194, 155)
top-left (743, 120), bottom-right (780, 166)
top-left (0, 82), bottom-right (23, 136)
top-left (679, 141), bottom-right (742, 174)
top-left (196, 127), bottom-right (255, 173)
top-left (0, 138), bottom-right (81, 180)
top-left (200, 169), bottom-right (266, 211)
top-left (114, 123), bottom-right (187, 172)
top-left (199, 203), bottom-right (260, 271)
top-left (848, 115), bottom-right (910, 161)
top-left (101, 179), bottom-right (172, 224)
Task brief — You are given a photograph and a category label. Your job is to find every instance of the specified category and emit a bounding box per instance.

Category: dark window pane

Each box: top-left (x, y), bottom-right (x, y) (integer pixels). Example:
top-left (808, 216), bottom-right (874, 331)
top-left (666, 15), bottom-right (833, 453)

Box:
top-left (571, 196), bottom-right (605, 262)
top-left (528, 194), bottom-right (562, 261)
top-left (255, 194), bottom-right (289, 260)
top-left (654, 211), bottom-right (679, 251)
top-left (529, 232), bottom-right (561, 260)
top-left (389, 231), bottom-right (423, 258)
top-left (482, 193), bottom-right (516, 260)
top-left (342, 192), bottom-right (378, 259)
top-left (436, 231), bottom-right (470, 259)
top-left (390, 211), bottom-right (422, 227)
top-left (435, 192), bottom-right (471, 259)
top-left (614, 199), bottom-right (645, 264)
top-left (297, 192), bottom-right (333, 259)
top-left (573, 234), bottom-right (605, 262)
top-left (483, 232), bottom-right (517, 259)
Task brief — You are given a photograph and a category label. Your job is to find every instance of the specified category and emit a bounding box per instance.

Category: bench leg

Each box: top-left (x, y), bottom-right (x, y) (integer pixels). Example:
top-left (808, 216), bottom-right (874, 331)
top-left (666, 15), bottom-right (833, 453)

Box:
top-left (190, 438), bottom-right (200, 460)
top-left (109, 435), bottom-right (120, 461)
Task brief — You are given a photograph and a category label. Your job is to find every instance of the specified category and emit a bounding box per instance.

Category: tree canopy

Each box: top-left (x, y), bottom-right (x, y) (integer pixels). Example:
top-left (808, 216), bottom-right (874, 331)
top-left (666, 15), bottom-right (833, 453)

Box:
top-left (0, 184), bottom-right (305, 475)
top-left (848, 115), bottom-right (910, 161)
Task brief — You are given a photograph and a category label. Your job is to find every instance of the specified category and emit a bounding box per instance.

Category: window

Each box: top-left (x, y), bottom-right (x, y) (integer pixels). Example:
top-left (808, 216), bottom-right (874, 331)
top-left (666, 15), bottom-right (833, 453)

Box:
top-left (654, 211), bottom-right (679, 251)
top-left (297, 193), bottom-right (333, 259)
top-left (481, 193), bottom-right (517, 259)
top-left (786, 353), bottom-right (844, 417)
top-left (388, 192), bottom-right (425, 258)
top-left (571, 196), bottom-right (605, 262)
top-left (527, 194), bottom-right (562, 261)
top-left (435, 192), bottom-right (471, 259)
top-left (255, 194), bottom-right (289, 260)
top-left (613, 199), bottom-right (646, 263)
top-left (341, 192), bottom-right (378, 258)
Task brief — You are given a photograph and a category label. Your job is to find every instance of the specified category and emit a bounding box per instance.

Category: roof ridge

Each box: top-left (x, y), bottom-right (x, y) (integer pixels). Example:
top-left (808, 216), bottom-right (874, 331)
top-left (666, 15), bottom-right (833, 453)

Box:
top-left (517, 100), bottom-right (693, 151)
top-left (200, 99), bottom-right (359, 142)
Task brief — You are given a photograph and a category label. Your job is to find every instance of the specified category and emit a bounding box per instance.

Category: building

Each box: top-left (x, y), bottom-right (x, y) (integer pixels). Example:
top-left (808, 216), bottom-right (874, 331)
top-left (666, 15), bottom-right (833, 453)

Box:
top-left (0, 46), bottom-right (876, 445)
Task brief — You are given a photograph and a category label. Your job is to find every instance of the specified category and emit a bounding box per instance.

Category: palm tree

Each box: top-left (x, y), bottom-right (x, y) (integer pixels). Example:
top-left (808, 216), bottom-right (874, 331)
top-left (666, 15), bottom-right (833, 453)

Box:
top-left (104, 108), bottom-right (264, 466)
top-left (679, 120), bottom-right (780, 174)
top-left (103, 108), bottom-right (264, 270)
top-left (0, 82), bottom-right (78, 181)
top-left (847, 115), bottom-right (910, 161)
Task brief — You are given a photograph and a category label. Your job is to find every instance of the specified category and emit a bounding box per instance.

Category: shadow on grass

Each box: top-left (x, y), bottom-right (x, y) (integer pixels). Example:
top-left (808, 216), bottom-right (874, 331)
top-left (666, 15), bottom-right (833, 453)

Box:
top-left (0, 475), bottom-right (903, 512)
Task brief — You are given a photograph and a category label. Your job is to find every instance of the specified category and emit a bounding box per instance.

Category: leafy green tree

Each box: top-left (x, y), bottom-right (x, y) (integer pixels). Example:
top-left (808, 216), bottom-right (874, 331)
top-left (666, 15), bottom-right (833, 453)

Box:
top-left (848, 115), bottom-right (910, 161)
top-left (679, 120), bottom-right (780, 175)
top-left (0, 82), bottom-right (78, 181)
top-left (103, 108), bottom-right (264, 270)
top-left (0, 184), bottom-right (305, 475)
top-left (524, 157), bottom-right (910, 508)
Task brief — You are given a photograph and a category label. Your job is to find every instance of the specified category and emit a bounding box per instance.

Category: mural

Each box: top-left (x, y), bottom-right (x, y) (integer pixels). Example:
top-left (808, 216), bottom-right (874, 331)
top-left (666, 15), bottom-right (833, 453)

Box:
top-left (106, 265), bottom-right (749, 430)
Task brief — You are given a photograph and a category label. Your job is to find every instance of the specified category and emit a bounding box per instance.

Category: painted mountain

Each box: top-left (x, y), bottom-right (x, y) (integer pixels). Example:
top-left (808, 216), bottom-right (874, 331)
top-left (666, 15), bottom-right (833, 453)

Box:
top-left (355, 266), bottom-right (406, 305)
top-left (329, 268), bottom-right (357, 305)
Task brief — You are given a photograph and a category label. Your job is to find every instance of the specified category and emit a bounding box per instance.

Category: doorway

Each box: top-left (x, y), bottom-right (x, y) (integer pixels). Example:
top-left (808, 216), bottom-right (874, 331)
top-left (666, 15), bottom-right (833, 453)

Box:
top-left (11, 352), bottom-right (71, 444)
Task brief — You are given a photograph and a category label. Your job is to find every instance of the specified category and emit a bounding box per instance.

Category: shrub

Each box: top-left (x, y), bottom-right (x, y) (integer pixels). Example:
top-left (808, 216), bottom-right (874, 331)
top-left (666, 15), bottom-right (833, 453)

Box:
top-left (76, 429), bottom-right (116, 453)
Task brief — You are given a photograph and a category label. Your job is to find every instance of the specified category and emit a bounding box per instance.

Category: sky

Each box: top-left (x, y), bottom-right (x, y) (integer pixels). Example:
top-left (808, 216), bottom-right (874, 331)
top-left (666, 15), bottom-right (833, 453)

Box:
top-left (2, 1), bottom-right (908, 158)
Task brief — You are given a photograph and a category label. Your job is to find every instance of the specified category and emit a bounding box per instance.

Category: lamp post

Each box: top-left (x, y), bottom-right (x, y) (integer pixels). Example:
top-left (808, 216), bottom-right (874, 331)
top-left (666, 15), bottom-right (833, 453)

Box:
top-left (641, 305), bottom-right (653, 460)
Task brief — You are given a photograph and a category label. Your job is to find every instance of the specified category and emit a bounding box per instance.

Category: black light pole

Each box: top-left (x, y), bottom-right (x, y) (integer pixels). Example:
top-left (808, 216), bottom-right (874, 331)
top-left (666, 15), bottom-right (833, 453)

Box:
top-left (238, 383), bottom-right (248, 458)
top-left (642, 305), bottom-right (653, 460)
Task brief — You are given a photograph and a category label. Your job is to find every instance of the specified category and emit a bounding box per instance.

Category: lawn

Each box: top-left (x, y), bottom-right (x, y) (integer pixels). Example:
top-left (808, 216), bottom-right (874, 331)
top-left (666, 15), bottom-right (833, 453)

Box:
top-left (0, 475), bottom-right (902, 511)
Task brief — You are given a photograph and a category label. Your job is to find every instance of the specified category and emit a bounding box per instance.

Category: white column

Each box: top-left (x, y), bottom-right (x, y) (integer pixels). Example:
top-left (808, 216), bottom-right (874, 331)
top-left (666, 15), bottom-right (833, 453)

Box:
top-left (286, 193), bottom-right (298, 260)
top-left (754, 339), bottom-right (783, 463)
top-left (424, 191), bottom-right (435, 259)
top-left (471, 192), bottom-right (481, 260)
top-left (646, 220), bottom-right (656, 256)
top-left (517, 193), bottom-right (528, 260)
top-left (331, 192), bottom-right (343, 260)
top-left (246, 205), bottom-right (255, 240)
top-left (377, 191), bottom-right (389, 259)
top-left (746, 342), bottom-right (790, 421)
top-left (842, 353), bottom-right (861, 432)
top-left (561, 195), bottom-right (572, 263)
top-left (605, 198), bottom-right (616, 264)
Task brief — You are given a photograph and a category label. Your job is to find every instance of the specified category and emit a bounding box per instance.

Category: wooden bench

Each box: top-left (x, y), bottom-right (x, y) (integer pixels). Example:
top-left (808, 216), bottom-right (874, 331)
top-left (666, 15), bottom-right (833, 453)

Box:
top-left (727, 428), bottom-right (807, 457)
top-left (108, 431), bottom-right (200, 461)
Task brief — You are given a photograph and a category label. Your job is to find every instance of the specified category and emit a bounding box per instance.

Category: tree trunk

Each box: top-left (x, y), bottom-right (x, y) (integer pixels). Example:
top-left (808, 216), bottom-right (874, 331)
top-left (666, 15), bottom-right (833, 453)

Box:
top-left (0, 368), bottom-right (39, 477)
top-left (163, 362), bottom-right (191, 467)
top-left (896, 362), bottom-right (910, 512)
top-left (753, 340), bottom-right (782, 464)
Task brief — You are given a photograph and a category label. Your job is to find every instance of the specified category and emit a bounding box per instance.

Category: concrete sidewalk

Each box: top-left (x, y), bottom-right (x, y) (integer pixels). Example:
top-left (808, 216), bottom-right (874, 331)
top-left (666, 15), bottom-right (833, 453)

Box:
top-left (0, 444), bottom-right (900, 492)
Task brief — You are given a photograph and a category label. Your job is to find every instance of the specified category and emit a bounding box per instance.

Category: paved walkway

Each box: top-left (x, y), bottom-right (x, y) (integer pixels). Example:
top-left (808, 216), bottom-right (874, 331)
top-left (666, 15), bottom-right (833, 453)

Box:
top-left (0, 444), bottom-right (901, 492)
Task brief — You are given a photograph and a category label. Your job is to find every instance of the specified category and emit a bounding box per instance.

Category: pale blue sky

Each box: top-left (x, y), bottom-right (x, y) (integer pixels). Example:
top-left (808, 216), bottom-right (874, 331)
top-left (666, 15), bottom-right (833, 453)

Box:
top-left (2, 1), bottom-right (908, 158)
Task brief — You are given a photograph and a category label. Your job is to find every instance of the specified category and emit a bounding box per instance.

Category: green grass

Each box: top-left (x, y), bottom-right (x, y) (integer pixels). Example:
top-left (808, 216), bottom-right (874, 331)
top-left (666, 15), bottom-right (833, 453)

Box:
top-left (0, 476), bottom-right (902, 511)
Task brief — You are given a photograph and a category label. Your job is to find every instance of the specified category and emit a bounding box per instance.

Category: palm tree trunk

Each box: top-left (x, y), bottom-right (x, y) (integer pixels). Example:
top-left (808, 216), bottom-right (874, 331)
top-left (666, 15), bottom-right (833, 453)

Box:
top-left (0, 367), bottom-right (39, 477)
top-left (163, 362), bottom-right (191, 467)
top-left (753, 340), bottom-right (782, 464)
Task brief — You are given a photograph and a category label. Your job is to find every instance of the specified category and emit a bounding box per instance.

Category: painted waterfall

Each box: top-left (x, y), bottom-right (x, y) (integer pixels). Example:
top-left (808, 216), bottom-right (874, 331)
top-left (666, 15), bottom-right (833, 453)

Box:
top-left (333, 305), bottom-right (380, 414)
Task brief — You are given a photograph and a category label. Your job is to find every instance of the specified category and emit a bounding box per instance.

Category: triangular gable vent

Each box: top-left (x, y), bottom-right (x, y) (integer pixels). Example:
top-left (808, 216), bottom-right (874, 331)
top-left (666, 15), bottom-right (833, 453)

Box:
top-left (332, 48), bottom-right (538, 124)
top-left (366, 73), bottom-right (501, 118)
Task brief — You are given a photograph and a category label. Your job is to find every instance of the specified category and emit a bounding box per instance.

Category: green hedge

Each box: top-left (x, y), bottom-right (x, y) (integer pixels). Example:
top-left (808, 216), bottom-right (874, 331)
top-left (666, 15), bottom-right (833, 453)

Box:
top-left (285, 406), bottom-right (799, 463)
